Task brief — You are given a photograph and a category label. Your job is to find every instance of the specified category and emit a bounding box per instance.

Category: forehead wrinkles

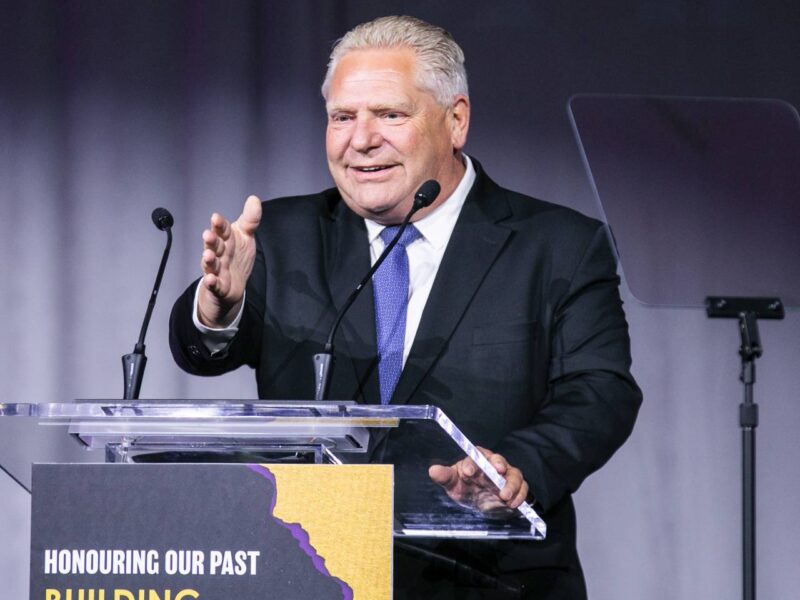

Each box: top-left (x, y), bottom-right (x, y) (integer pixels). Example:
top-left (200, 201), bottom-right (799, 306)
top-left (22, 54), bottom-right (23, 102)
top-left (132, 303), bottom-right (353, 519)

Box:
top-left (328, 66), bottom-right (411, 102)
top-left (338, 65), bottom-right (408, 84)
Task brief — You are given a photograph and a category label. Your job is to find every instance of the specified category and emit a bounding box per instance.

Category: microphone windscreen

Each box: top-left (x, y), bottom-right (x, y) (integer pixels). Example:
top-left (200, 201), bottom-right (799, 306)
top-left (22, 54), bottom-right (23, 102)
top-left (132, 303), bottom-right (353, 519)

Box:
top-left (414, 180), bottom-right (441, 208)
top-left (151, 207), bottom-right (174, 230)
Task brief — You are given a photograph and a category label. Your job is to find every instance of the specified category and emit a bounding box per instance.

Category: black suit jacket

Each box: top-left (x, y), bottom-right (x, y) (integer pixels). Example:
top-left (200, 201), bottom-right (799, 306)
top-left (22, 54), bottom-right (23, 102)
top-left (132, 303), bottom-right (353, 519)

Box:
top-left (170, 159), bottom-right (642, 595)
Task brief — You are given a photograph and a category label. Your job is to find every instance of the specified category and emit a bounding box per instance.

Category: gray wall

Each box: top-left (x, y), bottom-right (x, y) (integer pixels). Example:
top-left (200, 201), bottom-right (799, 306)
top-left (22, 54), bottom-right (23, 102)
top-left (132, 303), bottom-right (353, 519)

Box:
top-left (1, 2), bottom-right (798, 598)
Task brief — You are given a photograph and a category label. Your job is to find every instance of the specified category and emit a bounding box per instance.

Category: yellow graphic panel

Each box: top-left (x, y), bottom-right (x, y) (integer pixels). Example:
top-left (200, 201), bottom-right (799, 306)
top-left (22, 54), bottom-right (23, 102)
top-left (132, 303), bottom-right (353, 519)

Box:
top-left (268, 464), bottom-right (393, 600)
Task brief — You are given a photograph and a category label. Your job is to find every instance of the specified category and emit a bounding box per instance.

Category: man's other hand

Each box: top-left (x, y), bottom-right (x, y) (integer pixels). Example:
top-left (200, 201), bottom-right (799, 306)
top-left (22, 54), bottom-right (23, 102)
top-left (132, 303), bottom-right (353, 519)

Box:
top-left (428, 447), bottom-right (530, 517)
top-left (197, 195), bottom-right (262, 328)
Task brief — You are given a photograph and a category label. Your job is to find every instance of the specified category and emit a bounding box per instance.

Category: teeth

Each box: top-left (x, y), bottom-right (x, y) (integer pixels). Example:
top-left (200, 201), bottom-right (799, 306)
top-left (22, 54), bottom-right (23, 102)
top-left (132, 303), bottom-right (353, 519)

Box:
top-left (358, 166), bottom-right (387, 172)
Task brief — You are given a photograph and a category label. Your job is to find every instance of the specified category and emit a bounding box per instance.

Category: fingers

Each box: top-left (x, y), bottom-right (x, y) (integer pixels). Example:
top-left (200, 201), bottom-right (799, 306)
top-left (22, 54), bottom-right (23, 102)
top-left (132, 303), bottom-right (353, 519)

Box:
top-left (195, 198), bottom-right (259, 328)
top-left (429, 453), bottom-right (502, 491)
top-left (210, 212), bottom-right (232, 239)
top-left (476, 447), bottom-right (528, 507)
top-left (486, 449), bottom-right (509, 476)
top-left (509, 478), bottom-right (530, 509)
top-left (201, 248), bottom-right (220, 276)
top-left (459, 456), bottom-right (479, 479)
top-left (428, 464), bottom-right (459, 489)
top-left (203, 228), bottom-right (225, 257)
top-left (199, 197), bottom-right (258, 290)
top-left (201, 272), bottom-right (218, 291)
top-left (200, 242), bottom-right (225, 298)
top-left (235, 195), bottom-right (262, 236)
top-left (202, 195), bottom-right (260, 253)
top-left (428, 457), bottom-right (484, 492)
top-left (201, 196), bottom-right (260, 272)
top-left (200, 213), bottom-right (229, 280)
top-left (429, 451), bottom-right (532, 516)
top-left (499, 466), bottom-right (527, 506)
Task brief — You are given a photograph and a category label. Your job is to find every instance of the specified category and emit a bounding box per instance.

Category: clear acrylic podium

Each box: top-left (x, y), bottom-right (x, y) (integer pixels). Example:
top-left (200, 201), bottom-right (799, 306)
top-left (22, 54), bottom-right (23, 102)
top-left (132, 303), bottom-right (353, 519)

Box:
top-left (0, 401), bottom-right (545, 540)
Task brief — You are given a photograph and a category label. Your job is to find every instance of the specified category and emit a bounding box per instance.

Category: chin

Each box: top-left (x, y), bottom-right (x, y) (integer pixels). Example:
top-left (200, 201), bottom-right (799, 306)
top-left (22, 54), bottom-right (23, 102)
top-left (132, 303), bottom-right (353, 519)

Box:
top-left (347, 193), bottom-right (400, 215)
top-left (356, 202), bottom-right (396, 219)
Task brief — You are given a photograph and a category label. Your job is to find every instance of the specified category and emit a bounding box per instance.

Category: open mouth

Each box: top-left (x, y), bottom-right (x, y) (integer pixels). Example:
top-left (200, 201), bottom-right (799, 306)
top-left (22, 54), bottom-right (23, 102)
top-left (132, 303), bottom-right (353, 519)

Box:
top-left (353, 165), bottom-right (394, 173)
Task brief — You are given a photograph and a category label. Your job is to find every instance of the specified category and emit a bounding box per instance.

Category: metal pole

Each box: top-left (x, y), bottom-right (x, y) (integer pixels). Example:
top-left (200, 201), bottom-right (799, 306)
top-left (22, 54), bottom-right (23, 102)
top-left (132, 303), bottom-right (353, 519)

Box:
top-left (740, 359), bottom-right (757, 600)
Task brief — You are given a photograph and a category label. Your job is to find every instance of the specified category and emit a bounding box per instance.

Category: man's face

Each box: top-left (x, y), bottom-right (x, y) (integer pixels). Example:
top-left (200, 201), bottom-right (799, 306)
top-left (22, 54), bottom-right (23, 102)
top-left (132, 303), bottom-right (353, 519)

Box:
top-left (325, 47), bottom-right (469, 224)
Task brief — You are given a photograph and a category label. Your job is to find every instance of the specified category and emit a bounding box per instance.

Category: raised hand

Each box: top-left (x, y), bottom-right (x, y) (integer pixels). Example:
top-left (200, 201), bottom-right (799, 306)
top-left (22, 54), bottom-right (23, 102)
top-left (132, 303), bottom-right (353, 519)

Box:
top-left (197, 195), bottom-right (262, 328)
top-left (428, 447), bottom-right (530, 518)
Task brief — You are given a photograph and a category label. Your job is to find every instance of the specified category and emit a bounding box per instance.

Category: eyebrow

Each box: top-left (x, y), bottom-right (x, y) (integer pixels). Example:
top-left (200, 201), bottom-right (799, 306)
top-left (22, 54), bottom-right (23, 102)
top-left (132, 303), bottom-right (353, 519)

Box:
top-left (326, 101), bottom-right (417, 114)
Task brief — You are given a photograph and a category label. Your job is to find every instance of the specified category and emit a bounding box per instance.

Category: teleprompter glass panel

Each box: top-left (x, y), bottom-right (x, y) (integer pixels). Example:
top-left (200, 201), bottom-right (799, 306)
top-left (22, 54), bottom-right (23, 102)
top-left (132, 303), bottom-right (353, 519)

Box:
top-left (569, 95), bottom-right (800, 308)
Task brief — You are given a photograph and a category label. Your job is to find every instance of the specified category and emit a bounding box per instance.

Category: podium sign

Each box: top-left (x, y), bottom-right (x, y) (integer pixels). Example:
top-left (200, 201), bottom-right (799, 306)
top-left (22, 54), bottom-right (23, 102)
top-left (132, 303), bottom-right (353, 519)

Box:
top-left (31, 463), bottom-right (392, 600)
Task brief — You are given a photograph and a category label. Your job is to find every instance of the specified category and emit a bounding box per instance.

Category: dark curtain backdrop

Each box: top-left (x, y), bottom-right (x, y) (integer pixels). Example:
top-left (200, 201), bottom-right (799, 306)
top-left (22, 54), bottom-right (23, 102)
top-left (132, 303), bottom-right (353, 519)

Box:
top-left (1, 2), bottom-right (798, 599)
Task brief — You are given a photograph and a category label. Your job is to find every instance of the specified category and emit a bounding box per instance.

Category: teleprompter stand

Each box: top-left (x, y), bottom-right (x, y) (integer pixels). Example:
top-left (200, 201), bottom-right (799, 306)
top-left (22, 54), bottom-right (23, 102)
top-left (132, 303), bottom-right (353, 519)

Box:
top-left (706, 296), bottom-right (785, 600)
top-left (570, 94), bottom-right (799, 600)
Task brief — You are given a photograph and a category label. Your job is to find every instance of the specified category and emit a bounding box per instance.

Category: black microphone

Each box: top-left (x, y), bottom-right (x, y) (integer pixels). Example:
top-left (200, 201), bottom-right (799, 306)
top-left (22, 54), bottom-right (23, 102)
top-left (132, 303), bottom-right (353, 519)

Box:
top-left (313, 180), bottom-right (441, 401)
top-left (152, 207), bottom-right (174, 230)
top-left (122, 207), bottom-right (174, 399)
top-left (412, 179), bottom-right (440, 210)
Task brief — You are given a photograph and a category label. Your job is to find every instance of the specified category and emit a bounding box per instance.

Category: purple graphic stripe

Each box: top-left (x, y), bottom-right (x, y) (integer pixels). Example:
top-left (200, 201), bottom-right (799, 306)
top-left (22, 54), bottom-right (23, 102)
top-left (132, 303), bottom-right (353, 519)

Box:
top-left (247, 464), bottom-right (354, 600)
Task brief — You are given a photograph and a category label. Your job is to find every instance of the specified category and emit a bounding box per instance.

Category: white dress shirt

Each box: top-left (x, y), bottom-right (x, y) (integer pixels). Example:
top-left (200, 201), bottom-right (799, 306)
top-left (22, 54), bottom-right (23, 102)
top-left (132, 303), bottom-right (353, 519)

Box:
top-left (194, 155), bottom-right (477, 365)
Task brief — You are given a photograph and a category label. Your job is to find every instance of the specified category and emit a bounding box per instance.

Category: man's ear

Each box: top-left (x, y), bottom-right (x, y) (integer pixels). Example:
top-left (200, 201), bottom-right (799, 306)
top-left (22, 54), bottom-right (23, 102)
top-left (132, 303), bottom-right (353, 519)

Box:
top-left (449, 95), bottom-right (471, 150)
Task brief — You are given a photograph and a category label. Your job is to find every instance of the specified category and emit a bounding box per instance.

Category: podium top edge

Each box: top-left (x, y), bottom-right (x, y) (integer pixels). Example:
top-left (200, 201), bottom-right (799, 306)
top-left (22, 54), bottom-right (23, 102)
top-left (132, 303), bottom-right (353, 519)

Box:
top-left (0, 401), bottom-right (438, 420)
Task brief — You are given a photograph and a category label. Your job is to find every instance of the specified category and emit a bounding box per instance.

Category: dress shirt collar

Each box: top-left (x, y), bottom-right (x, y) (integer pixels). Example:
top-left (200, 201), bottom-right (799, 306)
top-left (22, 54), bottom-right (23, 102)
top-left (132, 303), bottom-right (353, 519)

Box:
top-left (364, 155), bottom-right (476, 249)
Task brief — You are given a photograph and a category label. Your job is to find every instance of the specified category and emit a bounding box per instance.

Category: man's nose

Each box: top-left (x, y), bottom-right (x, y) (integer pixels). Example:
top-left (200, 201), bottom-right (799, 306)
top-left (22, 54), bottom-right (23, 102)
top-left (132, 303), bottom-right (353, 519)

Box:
top-left (350, 116), bottom-right (383, 152)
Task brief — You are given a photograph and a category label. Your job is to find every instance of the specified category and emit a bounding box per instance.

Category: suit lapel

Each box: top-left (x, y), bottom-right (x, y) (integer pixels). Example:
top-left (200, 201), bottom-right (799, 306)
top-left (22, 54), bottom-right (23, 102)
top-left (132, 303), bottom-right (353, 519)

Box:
top-left (323, 199), bottom-right (381, 403)
top-left (392, 166), bottom-right (513, 405)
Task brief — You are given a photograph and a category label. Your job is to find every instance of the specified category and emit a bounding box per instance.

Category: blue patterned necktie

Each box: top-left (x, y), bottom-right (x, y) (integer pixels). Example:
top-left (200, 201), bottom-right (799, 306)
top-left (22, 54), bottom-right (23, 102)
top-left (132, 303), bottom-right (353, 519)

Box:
top-left (373, 224), bottom-right (421, 404)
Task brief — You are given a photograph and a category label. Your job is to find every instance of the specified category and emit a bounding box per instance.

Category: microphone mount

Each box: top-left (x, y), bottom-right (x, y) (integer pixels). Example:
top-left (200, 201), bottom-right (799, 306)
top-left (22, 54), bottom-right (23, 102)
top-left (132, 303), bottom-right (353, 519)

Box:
top-left (122, 208), bottom-right (174, 399)
top-left (313, 180), bottom-right (441, 401)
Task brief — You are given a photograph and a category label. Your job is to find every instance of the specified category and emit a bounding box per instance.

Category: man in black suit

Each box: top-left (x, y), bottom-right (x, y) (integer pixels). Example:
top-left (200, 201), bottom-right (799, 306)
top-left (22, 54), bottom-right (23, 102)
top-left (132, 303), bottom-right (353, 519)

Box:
top-left (170, 15), bottom-right (641, 599)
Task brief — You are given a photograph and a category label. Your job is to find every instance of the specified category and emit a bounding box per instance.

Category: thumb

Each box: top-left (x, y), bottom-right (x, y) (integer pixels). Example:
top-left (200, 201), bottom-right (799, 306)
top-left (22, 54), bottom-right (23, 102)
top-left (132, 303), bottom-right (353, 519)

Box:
top-left (235, 195), bottom-right (262, 236)
top-left (428, 464), bottom-right (459, 489)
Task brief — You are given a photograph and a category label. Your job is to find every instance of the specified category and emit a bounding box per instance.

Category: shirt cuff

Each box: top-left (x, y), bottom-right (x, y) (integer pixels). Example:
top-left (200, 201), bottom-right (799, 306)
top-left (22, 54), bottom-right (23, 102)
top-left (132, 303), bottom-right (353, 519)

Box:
top-left (192, 281), bottom-right (245, 354)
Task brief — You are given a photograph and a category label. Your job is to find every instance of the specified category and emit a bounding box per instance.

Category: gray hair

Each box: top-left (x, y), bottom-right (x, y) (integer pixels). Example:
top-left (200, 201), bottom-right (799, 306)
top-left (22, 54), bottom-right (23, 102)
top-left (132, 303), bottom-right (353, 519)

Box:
top-left (321, 15), bottom-right (469, 106)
